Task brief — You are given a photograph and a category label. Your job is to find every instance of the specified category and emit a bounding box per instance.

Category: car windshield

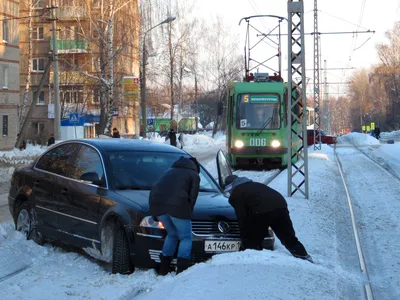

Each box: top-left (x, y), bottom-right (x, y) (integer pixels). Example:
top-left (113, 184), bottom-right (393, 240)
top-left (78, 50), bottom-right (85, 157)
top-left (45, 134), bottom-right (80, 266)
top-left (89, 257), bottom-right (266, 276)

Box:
top-left (107, 151), bottom-right (219, 192)
top-left (237, 94), bottom-right (280, 130)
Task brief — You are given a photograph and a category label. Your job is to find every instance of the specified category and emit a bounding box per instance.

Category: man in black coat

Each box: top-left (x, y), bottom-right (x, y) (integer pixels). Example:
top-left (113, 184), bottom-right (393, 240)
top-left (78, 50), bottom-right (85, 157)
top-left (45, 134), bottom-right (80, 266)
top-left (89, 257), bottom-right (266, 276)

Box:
top-left (225, 175), bottom-right (312, 262)
top-left (167, 129), bottom-right (177, 146)
top-left (112, 127), bottom-right (120, 138)
top-left (47, 134), bottom-right (55, 146)
top-left (149, 156), bottom-right (200, 275)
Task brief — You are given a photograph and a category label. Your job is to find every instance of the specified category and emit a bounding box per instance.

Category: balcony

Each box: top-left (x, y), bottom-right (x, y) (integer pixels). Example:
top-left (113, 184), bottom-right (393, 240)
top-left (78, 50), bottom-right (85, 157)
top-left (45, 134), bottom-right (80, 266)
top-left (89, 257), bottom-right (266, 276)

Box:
top-left (57, 6), bottom-right (87, 19)
top-left (49, 71), bottom-right (97, 85)
top-left (50, 39), bottom-right (88, 54)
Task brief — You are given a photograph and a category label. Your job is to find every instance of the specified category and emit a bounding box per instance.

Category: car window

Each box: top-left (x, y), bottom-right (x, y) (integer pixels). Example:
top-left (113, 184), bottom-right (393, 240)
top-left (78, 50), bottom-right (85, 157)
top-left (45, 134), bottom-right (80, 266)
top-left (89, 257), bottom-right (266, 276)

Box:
top-left (36, 143), bottom-right (80, 177)
top-left (107, 151), bottom-right (219, 191)
top-left (70, 145), bottom-right (104, 183)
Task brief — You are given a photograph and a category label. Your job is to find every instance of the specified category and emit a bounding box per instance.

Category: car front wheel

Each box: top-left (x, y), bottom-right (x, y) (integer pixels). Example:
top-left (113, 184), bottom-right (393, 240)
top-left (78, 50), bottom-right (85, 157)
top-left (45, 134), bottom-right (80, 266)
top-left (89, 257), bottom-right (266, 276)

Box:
top-left (112, 222), bottom-right (134, 274)
top-left (15, 202), bottom-right (44, 245)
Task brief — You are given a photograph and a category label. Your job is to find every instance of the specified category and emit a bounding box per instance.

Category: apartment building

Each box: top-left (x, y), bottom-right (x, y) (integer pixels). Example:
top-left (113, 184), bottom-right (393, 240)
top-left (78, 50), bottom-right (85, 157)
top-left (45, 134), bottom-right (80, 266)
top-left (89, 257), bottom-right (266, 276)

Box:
top-left (0, 0), bottom-right (19, 150)
top-left (19, 0), bottom-right (140, 143)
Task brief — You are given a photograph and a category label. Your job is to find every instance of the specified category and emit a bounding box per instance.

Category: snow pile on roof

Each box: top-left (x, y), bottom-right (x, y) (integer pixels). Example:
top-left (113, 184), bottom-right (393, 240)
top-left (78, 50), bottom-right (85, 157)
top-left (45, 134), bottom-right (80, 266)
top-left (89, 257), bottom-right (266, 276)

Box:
top-left (337, 132), bottom-right (380, 146)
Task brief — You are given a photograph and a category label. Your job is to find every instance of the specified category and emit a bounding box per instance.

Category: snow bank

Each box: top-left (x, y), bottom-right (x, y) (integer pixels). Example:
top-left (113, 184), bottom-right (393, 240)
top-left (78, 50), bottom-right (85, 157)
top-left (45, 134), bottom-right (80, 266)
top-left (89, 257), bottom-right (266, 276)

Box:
top-left (337, 132), bottom-right (380, 146)
top-left (181, 133), bottom-right (225, 152)
top-left (0, 144), bottom-right (46, 165)
top-left (381, 130), bottom-right (400, 141)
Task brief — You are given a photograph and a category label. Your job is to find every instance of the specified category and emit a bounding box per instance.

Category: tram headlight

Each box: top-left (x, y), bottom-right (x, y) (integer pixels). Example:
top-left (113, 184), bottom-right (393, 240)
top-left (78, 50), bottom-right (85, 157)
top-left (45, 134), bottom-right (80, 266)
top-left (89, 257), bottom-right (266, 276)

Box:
top-left (234, 140), bottom-right (244, 148)
top-left (271, 140), bottom-right (281, 148)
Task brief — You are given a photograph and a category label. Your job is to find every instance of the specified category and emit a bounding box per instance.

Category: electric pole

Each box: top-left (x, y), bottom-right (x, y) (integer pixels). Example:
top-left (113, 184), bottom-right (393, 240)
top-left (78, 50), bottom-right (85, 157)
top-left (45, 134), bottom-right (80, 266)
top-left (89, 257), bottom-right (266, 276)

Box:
top-left (313, 0), bottom-right (322, 150)
top-left (287, 0), bottom-right (308, 199)
top-left (50, 0), bottom-right (61, 140)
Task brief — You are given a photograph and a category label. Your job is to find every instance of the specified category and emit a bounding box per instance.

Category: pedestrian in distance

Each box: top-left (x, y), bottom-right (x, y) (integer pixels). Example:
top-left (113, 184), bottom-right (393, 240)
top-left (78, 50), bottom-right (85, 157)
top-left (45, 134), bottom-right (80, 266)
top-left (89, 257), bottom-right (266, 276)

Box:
top-left (47, 133), bottom-right (55, 146)
top-left (374, 127), bottom-right (380, 140)
top-left (112, 127), bottom-right (120, 138)
top-left (224, 175), bottom-right (313, 263)
top-left (178, 132), bottom-right (184, 149)
top-left (168, 128), bottom-right (177, 147)
top-left (149, 156), bottom-right (201, 275)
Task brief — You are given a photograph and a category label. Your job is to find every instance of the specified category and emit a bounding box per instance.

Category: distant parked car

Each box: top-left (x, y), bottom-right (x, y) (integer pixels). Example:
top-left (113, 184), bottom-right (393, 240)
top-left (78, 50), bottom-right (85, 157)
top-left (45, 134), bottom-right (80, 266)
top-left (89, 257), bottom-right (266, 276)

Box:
top-left (307, 129), bottom-right (337, 145)
top-left (8, 139), bottom-right (274, 274)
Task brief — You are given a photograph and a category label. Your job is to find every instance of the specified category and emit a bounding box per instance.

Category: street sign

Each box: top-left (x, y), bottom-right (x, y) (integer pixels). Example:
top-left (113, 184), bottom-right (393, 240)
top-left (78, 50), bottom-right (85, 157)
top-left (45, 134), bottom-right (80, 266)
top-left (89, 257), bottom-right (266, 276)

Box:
top-left (147, 119), bottom-right (154, 126)
top-left (112, 108), bottom-right (119, 117)
top-left (69, 113), bottom-right (79, 124)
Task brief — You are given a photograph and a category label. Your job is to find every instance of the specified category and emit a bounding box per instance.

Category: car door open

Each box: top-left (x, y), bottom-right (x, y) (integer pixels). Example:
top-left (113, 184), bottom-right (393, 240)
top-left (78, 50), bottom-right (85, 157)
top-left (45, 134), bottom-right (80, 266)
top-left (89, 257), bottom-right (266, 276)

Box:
top-left (216, 150), bottom-right (233, 189)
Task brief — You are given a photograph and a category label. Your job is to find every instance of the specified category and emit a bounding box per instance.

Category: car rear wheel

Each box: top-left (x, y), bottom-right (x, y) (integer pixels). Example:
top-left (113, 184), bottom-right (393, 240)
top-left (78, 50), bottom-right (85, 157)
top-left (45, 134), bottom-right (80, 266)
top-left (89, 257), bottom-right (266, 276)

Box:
top-left (15, 202), bottom-right (44, 245)
top-left (112, 222), bottom-right (134, 274)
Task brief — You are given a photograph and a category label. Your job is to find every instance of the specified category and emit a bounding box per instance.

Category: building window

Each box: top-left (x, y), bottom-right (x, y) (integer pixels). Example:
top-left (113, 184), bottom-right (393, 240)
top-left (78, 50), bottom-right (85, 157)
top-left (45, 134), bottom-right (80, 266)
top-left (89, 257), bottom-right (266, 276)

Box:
top-left (32, 58), bottom-right (45, 72)
top-left (2, 66), bottom-right (8, 89)
top-left (37, 91), bottom-right (45, 104)
top-left (2, 20), bottom-right (8, 42)
top-left (93, 89), bottom-right (100, 103)
top-left (33, 27), bottom-right (44, 40)
top-left (2, 115), bottom-right (8, 136)
top-left (62, 90), bottom-right (84, 104)
top-left (92, 57), bottom-right (100, 71)
top-left (34, 0), bottom-right (46, 9)
top-left (31, 122), bottom-right (45, 135)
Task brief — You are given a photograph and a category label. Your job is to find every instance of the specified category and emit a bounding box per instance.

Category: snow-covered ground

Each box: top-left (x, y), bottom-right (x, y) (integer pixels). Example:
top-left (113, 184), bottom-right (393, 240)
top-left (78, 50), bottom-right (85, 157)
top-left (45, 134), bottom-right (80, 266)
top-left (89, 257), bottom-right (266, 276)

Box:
top-left (1, 132), bottom-right (400, 299)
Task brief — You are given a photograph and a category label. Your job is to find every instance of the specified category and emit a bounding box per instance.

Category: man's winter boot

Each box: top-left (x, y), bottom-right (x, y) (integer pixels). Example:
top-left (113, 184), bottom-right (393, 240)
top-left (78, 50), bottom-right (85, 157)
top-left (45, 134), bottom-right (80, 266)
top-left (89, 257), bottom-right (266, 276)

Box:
top-left (158, 254), bottom-right (172, 276)
top-left (176, 258), bottom-right (191, 274)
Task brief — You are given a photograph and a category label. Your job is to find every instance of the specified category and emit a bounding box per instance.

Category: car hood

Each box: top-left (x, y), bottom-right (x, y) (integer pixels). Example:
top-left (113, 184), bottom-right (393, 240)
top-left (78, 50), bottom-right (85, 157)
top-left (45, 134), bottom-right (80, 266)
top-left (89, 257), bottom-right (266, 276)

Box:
top-left (115, 190), bottom-right (236, 220)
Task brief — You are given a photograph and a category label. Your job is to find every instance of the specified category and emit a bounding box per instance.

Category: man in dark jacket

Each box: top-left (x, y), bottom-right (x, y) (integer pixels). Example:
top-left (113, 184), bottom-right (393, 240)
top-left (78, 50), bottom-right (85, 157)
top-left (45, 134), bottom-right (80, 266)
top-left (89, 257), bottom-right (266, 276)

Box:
top-left (149, 156), bottom-right (200, 275)
top-left (47, 134), bottom-right (55, 146)
top-left (225, 175), bottom-right (312, 262)
top-left (167, 129), bottom-right (177, 146)
top-left (112, 127), bottom-right (120, 138)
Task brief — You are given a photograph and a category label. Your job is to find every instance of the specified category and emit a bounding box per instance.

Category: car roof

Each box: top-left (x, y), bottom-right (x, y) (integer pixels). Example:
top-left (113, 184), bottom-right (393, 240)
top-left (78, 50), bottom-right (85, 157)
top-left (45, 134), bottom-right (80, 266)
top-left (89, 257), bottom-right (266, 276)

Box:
top-left (62, 138), bottom-right (187, 154)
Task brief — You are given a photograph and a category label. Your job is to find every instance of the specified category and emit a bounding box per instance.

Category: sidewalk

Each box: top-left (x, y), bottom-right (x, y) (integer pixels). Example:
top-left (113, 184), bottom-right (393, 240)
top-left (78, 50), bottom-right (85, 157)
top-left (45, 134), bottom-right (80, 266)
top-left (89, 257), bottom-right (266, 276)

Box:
top-left (0, 193), bottom-right (12, 223)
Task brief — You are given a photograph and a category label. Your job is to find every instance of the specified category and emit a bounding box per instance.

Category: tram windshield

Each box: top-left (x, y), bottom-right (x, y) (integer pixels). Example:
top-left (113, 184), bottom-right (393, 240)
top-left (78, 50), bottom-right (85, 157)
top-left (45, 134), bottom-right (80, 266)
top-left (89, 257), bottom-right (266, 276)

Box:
top-left (237, 94), bottom-right (281, 130)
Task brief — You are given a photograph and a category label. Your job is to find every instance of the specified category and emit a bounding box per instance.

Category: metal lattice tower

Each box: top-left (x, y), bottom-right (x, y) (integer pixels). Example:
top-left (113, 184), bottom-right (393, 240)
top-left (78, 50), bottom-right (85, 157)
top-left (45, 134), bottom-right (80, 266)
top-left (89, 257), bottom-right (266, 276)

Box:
top-left (287, 0), bottom-right (309, 198)
top-left (313, 0), bottom-right (322, 149)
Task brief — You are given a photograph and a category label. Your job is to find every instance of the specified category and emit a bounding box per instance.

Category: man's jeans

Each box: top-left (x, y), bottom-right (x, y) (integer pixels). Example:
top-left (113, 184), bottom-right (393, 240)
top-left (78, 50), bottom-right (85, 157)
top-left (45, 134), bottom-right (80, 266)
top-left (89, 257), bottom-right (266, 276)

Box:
top-left (157, 214), bottom-right (192, 259)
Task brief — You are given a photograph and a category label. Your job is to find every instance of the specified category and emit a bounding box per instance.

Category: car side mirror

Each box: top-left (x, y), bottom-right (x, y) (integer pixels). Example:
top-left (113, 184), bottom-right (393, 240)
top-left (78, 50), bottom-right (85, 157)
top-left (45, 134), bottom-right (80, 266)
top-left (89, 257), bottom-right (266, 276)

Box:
top-left (80, 172), bottom-right (103, 186)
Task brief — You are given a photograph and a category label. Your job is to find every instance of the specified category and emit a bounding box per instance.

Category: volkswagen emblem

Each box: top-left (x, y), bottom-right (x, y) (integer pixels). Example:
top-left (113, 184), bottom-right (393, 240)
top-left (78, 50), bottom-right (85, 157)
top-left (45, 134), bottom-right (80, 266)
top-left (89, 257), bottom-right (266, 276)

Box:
top-left (217, 221), bottom-right (230, 234)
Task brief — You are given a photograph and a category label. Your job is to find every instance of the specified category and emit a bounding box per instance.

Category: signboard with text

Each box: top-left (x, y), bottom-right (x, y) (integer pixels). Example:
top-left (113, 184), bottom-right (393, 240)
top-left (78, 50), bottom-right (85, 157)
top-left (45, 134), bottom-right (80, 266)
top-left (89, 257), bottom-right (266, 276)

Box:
top-left (123, 76), bottom-right (140, 105)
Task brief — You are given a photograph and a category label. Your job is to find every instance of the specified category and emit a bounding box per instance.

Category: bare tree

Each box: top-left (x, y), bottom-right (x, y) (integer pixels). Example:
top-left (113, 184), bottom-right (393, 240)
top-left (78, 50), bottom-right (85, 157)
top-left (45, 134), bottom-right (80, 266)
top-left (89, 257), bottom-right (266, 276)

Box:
top-left (72, 0), bottom-right (138, 135)
top-left (19, 0), bottom-right (45, 128)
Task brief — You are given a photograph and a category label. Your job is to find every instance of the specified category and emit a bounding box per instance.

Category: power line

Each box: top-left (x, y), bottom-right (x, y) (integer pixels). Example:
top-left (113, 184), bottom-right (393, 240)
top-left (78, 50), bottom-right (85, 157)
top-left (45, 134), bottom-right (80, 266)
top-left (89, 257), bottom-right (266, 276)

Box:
top-left (258, 30), bottom-right (375, 36)
top-left (318, 9), bottom-right (369, 31)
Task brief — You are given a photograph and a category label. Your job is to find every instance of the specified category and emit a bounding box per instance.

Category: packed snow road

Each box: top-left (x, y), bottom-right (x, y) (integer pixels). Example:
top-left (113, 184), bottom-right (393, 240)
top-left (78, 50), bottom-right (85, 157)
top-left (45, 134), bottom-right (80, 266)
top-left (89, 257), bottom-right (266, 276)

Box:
top-left (336, 147), bottom-right (400, 300)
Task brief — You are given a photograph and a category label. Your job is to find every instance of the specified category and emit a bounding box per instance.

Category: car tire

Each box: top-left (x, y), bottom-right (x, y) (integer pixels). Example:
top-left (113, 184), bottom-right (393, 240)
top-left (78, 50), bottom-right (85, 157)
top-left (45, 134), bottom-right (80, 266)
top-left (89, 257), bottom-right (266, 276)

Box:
top-left (112, 222), bottom-right (134, 274)
top-left (15, 202), bottom-right (44, 245)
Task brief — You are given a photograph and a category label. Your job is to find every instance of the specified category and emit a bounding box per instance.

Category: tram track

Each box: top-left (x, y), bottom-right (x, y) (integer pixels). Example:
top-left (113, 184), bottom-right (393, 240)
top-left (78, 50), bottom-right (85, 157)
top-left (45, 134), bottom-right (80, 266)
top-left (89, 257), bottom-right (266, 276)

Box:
top-left (334, 149), bottom-right (375, 300)
top-left (334, 144), bottom-right (400, 300)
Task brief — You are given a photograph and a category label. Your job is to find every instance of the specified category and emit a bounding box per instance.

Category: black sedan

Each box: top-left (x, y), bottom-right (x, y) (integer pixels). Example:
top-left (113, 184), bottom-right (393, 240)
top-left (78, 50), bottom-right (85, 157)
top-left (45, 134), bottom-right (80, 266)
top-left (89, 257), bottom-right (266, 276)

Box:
top-left (8, 139), bottom-right (274, 274)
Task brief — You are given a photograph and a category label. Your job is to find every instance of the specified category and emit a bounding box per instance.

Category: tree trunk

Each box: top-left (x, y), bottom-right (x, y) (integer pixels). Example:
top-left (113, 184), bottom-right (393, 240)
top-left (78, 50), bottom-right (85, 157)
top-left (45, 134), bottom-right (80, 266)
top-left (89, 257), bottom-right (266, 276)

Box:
top-left (169, 23), bottom-right (174, 122)
top-left (19, 0), bottom-right (33, 129)
top-left (104, 1), bottom-right (114, 135)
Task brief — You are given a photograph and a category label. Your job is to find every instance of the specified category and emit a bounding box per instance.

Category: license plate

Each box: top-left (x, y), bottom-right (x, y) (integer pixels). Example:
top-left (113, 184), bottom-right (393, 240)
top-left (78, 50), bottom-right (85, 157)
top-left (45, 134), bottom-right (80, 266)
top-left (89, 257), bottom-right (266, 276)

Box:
top-left (204, 240), bottom-right (242, 252)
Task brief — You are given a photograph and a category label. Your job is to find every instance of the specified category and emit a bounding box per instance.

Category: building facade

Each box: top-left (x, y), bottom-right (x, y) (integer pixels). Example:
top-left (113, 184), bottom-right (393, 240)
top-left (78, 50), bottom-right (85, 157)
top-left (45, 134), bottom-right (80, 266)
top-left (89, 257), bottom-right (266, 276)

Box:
top-left (19, 0), bottom-right (140, 143)
top-left (0, 0), bottom-right (19, 150)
